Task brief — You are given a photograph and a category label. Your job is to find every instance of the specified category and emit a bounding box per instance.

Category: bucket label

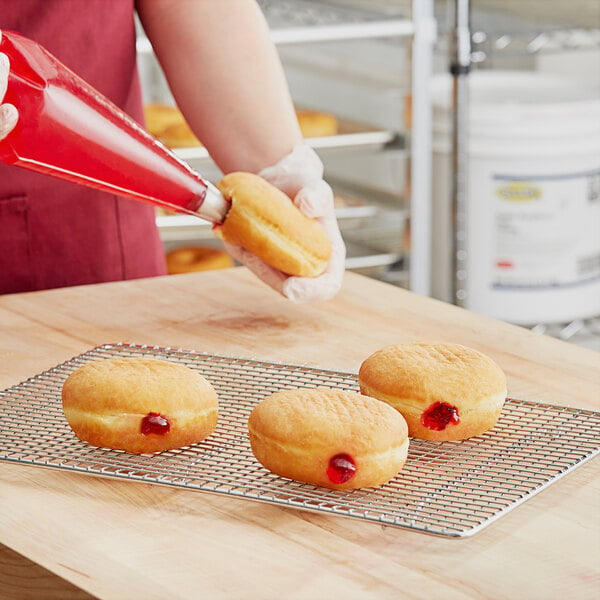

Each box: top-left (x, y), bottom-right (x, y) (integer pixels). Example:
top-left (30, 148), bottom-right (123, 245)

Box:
top-left (496, 182), bottom-right (542, 202)
top-left (492, 168), bottom-right (600, 290)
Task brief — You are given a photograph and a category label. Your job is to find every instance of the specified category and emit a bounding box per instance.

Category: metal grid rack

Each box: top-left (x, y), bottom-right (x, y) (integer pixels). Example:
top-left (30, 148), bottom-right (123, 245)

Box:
top-left (1, 343), bottom-right (598, 539)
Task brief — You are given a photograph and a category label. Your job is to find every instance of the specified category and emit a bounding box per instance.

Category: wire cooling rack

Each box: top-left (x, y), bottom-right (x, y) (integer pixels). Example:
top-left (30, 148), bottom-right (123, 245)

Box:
top-left (1, 343), bottom-right (598, 538)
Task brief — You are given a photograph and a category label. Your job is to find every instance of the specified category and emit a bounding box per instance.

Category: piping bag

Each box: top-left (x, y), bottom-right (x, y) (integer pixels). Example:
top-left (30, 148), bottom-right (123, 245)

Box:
top-left (0, 30), bottom-right (229, 224)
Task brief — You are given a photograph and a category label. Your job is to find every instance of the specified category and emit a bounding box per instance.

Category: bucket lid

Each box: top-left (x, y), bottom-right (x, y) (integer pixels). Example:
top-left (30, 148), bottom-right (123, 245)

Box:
top-left (432, 70), bottom-right (600, 133)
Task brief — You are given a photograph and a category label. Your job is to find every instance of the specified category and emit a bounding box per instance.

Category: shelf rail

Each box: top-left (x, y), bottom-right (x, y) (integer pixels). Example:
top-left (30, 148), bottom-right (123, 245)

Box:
top-left (409, 0), bottom-right (436, 296)
top-left (270, 20), bottom-right (415, 44)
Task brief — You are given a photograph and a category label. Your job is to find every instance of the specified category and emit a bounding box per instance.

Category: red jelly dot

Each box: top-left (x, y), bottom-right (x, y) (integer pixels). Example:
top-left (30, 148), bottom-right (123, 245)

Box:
top-left (421, 402), bottom-right (460, 431)
top-left (327, 453), bottom-right (356, 484)
top-left (141, 412), bottom-right (170, 436)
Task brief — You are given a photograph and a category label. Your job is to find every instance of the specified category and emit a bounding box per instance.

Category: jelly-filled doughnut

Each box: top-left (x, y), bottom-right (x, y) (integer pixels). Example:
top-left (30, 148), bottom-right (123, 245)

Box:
top-left (359, 342), bottom-right (507, 441)
top-left (62, 358), bottom-right (218, 454)
top-left (215, 172), bottom-right (332, 278)
top-left (248, 387), bottom-right (409, 490)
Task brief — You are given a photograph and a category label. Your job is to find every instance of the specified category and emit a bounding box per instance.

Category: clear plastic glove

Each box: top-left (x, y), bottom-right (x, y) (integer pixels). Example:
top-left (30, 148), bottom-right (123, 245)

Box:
top-left (0, 35), bottom-right (19, 141)
top-left (223, 145), bottom-right (346, 302)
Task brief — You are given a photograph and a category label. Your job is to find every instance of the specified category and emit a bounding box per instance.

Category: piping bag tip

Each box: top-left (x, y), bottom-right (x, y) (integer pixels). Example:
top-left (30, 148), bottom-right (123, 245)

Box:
top-left (196, 180), bottom-right (230, 225)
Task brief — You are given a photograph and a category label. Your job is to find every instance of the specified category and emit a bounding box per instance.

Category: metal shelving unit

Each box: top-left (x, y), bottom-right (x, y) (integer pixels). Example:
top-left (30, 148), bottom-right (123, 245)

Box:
top-left (138, 0), bottom-right (436, 294)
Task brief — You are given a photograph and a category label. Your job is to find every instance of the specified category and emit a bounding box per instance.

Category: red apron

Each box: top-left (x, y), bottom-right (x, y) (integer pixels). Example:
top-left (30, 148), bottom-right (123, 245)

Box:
top-left (0, 0), bottom-right (167, 294)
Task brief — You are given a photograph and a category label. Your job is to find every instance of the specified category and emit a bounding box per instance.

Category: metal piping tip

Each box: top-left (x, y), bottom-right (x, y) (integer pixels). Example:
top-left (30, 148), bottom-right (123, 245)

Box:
top-left (197, 180), bottom-right (230, 224)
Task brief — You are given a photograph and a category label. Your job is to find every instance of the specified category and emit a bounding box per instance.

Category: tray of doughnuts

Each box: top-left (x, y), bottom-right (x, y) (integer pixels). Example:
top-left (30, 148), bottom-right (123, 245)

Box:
top-left (143, 102), bottom-right (393, 160)
top-left (1, 342), bottom-right (599, 538)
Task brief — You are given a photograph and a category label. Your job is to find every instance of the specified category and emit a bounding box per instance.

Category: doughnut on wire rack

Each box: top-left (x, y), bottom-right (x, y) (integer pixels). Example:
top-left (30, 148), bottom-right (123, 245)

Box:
top-left (1, 342), bottom-right (598, 538)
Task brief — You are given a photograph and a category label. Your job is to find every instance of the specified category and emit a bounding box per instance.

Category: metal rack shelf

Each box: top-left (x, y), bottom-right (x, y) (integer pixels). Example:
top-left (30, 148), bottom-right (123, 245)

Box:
top-left (260, 0), bottom-right (414, 44)
top-left (470, 27), bottom-right (600, 61)
top-left (136, 1), bottom-right (416, 55)
top-left (434, 27), bottom-right (600, 66)
top-left (172, 127), bottom-right (399, 168)
top-left (435, 0), bottom-right (600, 60)
top-left (157, 203), bottom-right (382, 244)
top-left (432, 26), bottom-right (600, 66)
top-left (531, 317), bottom-right (600, 353)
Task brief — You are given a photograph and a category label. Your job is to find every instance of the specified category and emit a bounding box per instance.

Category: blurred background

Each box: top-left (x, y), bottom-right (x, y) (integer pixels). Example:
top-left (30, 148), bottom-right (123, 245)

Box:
top-left (137, 0), bottom-right (600, 350)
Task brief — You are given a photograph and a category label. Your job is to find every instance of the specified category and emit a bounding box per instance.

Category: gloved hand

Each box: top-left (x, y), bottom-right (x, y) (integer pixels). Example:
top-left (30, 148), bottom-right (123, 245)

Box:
top-left (0, 33), bottom-right (19, 141)
top-left (223, 144), bottom-right (346, 302)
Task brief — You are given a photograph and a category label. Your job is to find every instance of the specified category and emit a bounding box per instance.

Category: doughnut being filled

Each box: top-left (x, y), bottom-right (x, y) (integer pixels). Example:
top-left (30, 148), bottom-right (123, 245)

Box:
top-left (248, 387), bottom-right (409, 490)
top-left (61, 358), bottom-right (219, 453)
top-left (359, 342), bottom-right (507, 441)
top-left (215, 172), bottom-right (331, 277)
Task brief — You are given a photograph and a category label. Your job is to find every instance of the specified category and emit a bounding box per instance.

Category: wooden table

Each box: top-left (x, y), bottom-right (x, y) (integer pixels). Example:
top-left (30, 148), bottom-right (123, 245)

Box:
top-left (0, 269), bottom-right (598, 599)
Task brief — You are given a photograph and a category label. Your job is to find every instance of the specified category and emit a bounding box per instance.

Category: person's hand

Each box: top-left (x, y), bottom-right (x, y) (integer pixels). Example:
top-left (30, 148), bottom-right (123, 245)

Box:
top-left (0, 32), bottom-right (18, 141)
top-left (223, 145), bottom-right (346, 302)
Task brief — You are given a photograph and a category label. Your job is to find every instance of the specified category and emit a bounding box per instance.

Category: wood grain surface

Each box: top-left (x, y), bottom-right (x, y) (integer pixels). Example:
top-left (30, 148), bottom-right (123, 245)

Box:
top-left (0, 269), bottom-right (598, 599)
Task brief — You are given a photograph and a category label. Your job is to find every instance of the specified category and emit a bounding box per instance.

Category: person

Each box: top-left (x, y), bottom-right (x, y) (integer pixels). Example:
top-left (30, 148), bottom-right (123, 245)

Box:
top-left (0, 0), bottom-right (345, 301)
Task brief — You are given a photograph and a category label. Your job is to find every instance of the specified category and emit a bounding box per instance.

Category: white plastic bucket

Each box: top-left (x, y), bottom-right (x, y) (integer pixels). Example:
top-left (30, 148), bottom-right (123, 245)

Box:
top-left (431, 70), bottom-right (600, 325)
